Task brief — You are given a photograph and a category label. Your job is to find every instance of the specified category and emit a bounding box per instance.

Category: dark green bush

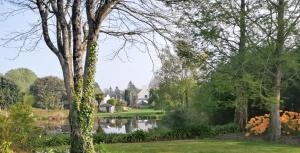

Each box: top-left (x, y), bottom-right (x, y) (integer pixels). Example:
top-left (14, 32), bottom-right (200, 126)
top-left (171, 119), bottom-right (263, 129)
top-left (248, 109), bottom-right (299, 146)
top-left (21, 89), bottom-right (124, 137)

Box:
top-left (211, 123), bottom-right (238, 135)
top-left (30, 134), bottom-right (70, 149)
top-left (31, 123), bottom-right (237, 149)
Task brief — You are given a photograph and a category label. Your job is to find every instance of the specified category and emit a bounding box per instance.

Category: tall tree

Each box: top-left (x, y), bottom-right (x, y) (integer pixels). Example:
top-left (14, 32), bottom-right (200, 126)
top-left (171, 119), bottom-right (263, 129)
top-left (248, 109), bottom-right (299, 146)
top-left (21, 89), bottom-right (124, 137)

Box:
top-left (3, 0), bottom-right (173, 152)
top-left (269, 0), bottom-right (285, 141)
top-left (5, 68), bottom-right (37, 92)
top-left (250, 0), bottom-right (300, 141)
top-left (165, 0), bottom-right (252, 130)
top-left (30, 76), bottom-right (66, 109)
top-left (0, 76), bottom-right (22, 110)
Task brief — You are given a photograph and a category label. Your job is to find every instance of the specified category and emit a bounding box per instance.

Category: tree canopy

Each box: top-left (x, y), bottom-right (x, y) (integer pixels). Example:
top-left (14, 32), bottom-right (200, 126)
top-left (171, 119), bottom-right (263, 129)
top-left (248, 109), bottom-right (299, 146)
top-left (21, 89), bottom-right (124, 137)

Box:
top-left (0, 76), bottom-right (22, 109)
top-left (5, 68), bottom-right (37, 92)
top-left (30, 76), bottom-right (66, 109)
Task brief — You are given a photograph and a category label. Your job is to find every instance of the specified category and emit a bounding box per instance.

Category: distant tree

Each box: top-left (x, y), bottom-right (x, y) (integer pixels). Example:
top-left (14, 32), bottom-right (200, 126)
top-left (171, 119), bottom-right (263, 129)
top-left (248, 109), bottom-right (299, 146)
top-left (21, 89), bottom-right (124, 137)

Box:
top-left (114, 86), bottom-right (122, 100)
top-left (94, 82), bottom-right (102, 95)
top-left (0, 76), bottom-right (22, 110)
top-left (128, 81), bottom-right (139, 93)
top-left (125, 81), bottom-right (139, 106)
top-left (95, 91), bottom-right (105, 112)
top-left (30, 76), bottom-right (65, 109)
top-left (107, 86), bottom-right (114, 97)
top-left (5, 68), bottom-right (37, 92)
top-left (148, 89), bottom-right (159, 107)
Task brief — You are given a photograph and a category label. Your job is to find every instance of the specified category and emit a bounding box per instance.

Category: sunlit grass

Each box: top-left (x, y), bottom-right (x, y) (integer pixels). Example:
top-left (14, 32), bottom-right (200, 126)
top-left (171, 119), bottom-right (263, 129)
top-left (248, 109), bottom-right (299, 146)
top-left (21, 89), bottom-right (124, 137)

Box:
top-left (102, 139), bottom-right (300, 153)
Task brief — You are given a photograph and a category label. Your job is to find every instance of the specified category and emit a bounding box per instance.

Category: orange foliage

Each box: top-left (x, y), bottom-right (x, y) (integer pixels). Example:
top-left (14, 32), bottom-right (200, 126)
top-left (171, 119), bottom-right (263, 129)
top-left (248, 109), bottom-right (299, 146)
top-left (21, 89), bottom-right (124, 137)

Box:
top-left (245, 111), bottom-right (300, 136)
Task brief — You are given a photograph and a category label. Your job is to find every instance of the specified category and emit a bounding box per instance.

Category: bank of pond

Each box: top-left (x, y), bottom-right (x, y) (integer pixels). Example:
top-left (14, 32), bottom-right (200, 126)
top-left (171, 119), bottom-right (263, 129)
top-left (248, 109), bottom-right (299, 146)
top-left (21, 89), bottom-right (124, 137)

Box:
top-left (31, 123), bottom-right (237, 150)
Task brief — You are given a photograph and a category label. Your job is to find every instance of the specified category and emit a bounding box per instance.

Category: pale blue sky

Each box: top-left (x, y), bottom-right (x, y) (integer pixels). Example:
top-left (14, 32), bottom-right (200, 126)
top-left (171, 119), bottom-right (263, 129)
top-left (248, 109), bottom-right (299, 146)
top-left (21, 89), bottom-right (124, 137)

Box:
top-left (0, 4), bottom-right (162, 90)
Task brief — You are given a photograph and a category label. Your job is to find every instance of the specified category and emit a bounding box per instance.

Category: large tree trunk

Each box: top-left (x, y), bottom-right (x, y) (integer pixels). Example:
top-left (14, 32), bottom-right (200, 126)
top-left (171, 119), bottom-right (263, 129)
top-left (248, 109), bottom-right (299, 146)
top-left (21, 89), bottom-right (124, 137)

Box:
top-left (269, 0), bottom-right (284, 141)
top-left (70, 42), bottom-right (98, 153)
top-left (36, 1), bottom-right (120, 152)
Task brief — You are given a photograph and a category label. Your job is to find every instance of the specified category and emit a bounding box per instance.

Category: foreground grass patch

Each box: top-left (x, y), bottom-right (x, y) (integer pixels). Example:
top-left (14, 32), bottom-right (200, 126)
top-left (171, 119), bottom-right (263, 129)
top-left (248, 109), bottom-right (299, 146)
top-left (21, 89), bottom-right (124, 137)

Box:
top-left (103, 139), bottom-right (300, 153)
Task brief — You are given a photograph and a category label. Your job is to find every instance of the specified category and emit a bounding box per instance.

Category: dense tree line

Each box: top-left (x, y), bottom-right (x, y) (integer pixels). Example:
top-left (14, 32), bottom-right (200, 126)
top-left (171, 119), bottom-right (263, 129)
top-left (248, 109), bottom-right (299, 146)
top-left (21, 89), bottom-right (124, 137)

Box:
top-left (151, 0), bottom-right (300, 142)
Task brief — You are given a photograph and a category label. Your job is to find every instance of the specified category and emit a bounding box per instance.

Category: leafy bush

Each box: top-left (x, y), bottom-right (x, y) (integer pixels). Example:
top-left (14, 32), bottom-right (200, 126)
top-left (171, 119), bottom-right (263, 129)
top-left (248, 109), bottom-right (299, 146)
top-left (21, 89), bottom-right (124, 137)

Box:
top-left (211, 123), bottom-right (238, 135)
top-left (29, 134), bottom-right (70, 148)
top-left (107, 98), bottom-right (117, 106)
top-left (9, 102), bottom-right (40, 150)
top-left (0, 141), bottom-right (14, 153)
top-left (246, 111), bottom-right (300, 136)
top-left (0, 76), bottom-right (22, 109)
top-left (31, 123), bottom-right (237, 149)
top-left (0, 102), bottom-right (41, 151)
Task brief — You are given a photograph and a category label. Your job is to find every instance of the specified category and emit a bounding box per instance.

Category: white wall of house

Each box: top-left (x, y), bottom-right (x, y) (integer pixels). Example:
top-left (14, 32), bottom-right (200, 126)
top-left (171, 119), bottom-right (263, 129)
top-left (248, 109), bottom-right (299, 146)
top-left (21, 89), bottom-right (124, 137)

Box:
top-left (137, 88), bottom-right (149, 100)
top-left (137, 88), bottom-right (149, 105)
top-left (101, 95), bottom-right (111, 105)
top-left (99, 105), bottom-right (115, 113)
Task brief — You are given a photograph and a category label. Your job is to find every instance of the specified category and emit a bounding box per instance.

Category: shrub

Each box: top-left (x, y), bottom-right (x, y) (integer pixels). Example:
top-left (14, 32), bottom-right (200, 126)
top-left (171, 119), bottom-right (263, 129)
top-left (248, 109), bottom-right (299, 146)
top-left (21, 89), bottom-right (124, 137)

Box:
top-left (0, 102), bottom-right (43, 152)
top-left (107, 98), bottom-right (117, 106)
top-left (246, 111), bottom-right (300, 136)
top-left (211, 123), bottom-right (238, 135)
top-left (29, 134), bottom-right (70, 148)
top-left (0, 141), bottom-right (14, 153)
top-left (30, 123), bottom-right (237, 149)
top-left (0, 76), bottom-right (22, 109)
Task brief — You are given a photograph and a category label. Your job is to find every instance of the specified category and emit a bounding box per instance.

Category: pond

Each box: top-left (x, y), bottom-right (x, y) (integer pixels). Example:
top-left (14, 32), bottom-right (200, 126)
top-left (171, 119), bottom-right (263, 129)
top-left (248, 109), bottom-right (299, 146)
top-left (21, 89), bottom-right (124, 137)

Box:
top-left (95, 117), bottom-right (159, 134)
top-left (45, 116), bottom-right (160, 134)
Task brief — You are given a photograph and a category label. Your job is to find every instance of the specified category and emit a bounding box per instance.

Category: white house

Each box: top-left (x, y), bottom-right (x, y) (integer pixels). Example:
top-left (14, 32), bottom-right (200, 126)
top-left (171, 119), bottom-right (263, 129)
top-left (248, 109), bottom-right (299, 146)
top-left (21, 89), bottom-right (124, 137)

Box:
top-left (99, 103), bottom-right (115, 113)
top-left (101, 94), bottom-right (111, 105)
top-left (136, 88), bottom-right (149, 107)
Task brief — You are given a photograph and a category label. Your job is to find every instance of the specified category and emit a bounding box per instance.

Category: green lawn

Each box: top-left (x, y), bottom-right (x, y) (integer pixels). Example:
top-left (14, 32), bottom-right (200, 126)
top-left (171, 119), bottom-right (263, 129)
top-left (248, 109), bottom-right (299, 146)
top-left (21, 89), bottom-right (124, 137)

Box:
top-left (97, 108), bottom-right (164, 118)
top-left (102, 140), bottom-right (300, 153)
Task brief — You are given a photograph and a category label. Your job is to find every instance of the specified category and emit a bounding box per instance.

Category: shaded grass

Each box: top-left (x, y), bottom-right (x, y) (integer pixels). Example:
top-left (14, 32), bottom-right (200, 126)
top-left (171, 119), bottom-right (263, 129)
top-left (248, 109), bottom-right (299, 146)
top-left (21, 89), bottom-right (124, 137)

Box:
top-left (103, 139), bottom-right (300, 153)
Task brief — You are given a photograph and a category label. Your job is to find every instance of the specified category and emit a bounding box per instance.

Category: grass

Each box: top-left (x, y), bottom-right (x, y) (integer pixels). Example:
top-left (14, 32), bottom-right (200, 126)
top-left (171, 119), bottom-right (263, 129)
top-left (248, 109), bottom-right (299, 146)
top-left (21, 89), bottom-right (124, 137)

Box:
top-left (32, 108), bottom-right (69, 119)
top-left (39, 139), bottom-right (300, 153)
top-left (1, 107), bottom-right (163, 119)
top-left (96, 108), bottom-right (164, 118)
top-left (102, 139), bottom-right (300, 153)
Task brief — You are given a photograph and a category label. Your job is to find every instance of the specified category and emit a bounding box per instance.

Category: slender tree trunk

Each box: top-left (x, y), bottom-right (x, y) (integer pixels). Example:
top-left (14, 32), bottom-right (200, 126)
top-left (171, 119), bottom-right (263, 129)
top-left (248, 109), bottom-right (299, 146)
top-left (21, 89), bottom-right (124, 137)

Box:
top-left (235, 81), bottom-right (248, 131)
top-left (270, 67), bottom-right (282, 141)
top-left (269, 0), bottom-right (284, 141)
top-left (234, 0), bottom-right (248, 131)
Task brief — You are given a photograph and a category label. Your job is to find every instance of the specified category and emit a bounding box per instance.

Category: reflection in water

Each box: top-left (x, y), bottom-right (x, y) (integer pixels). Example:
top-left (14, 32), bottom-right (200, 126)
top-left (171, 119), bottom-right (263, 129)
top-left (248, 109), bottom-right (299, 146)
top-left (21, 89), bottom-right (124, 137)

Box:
top-left (96, 117), bottom-right (158, 134)
top-left (46, 117), bottom-right (159, 134)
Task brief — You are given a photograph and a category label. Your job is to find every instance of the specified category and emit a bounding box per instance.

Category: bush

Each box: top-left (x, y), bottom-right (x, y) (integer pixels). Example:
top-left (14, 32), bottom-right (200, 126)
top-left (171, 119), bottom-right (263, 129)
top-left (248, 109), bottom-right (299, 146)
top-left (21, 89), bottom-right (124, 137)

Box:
top-left (0, 102), bottom-right (42, 152)
top-left (0, 141), bottom-right (14, 153)
top-left (246, 111), bottom-right (300, 136)
top-left (29, 134), bottom-right (70, 149)
top-left (211, 123), bottom-right (238, 135)
top-left (31, 123), bottom-right (238, 149)
top-left (0, 76), bottom-right (22, 109)
top-left (107, 98), bottom-right (117, 106)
